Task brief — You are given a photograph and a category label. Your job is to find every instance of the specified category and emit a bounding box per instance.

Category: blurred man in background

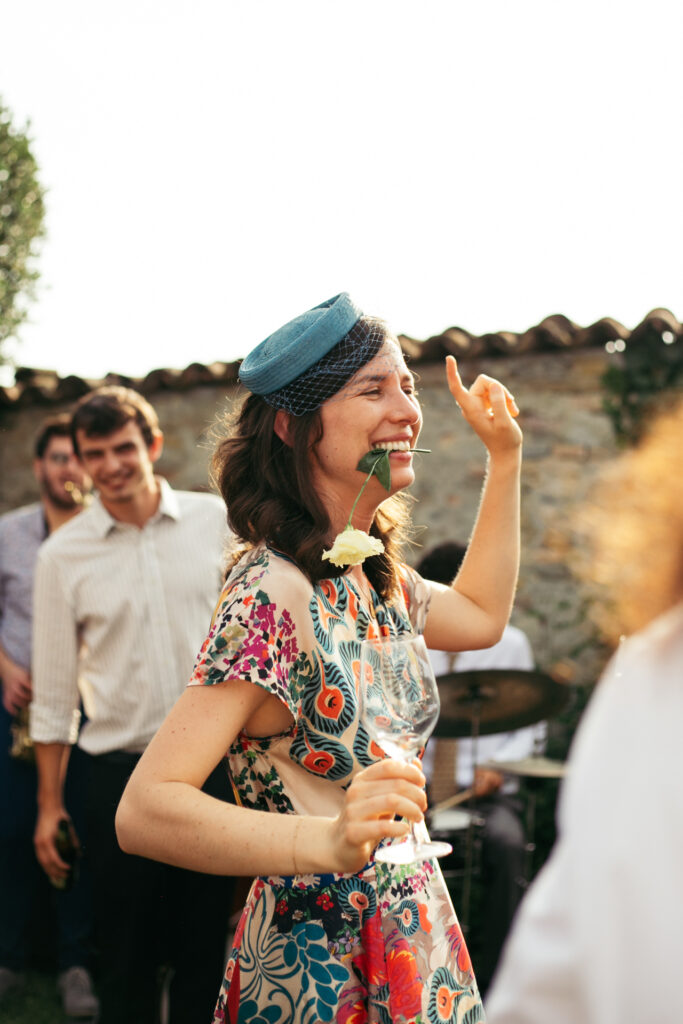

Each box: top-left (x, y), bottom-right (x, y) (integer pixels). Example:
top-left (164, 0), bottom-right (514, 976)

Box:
top-left (418, 541), bottom-right (544, 996)
top-left (0, 414), bottom-right (98, 1018)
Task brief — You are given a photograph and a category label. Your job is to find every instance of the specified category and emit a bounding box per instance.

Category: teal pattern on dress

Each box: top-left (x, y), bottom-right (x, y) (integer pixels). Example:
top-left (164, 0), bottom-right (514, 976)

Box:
top-left (189, 544), bottom-right (485, 1024)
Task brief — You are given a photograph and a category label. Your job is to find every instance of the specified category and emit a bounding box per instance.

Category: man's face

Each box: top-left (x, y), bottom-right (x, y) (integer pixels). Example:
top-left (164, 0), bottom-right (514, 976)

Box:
top-left (34, 436), bottom-right (91, 510)
top-left (75, 420), bottom-right (161, 507)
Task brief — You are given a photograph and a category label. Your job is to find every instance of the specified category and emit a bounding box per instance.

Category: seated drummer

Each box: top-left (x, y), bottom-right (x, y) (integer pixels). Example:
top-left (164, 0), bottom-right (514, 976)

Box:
top-left (418, 541), bottom-right (546, 998)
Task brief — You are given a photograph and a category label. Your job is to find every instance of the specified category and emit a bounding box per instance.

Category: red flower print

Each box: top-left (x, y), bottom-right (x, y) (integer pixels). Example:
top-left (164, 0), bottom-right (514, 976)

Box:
top-left (315, 668), bottom-right (345, 722)
top-left (418, 901), bottom-right (432, 934)
top-left (353, 910), bottom-right (387, 988)
top-left (436, 983), bottom-right (457, 1020)
top-left (225, 956), bottom-right (240, 1023)
top-left (315, 892), bottom-right (333, 911)
top-left (302, 749), bottom-right (335, 774)
top-left (319, 580), bottom-right (338, 602)
top-left (337, 988), bottom-right (367, 1024)
top-left (348, 587), bottom-right (361, 621)
top-left (387, 943), bottom-right (423, 1019)
top-left (301, 733), bottom-right (336, 775)
top-left (348, 890), bottom-right (369, 915)
top-left (445, 921), bottom-right (472, 976)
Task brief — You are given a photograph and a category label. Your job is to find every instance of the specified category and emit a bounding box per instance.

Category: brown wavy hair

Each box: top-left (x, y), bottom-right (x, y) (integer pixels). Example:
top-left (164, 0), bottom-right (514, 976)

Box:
top-left (211, 393), bottom-right (413, 599)
top-left (577, 396), bottom-right (683, 643)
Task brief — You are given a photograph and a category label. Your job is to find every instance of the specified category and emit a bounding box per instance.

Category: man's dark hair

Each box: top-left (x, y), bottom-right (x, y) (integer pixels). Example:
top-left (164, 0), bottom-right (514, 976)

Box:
top-left (416, 541), bottom-right (467, 586)
top-left (34, 413), bottom-right (73, 459)
top-left (70, 386), bottom-right (159, 457)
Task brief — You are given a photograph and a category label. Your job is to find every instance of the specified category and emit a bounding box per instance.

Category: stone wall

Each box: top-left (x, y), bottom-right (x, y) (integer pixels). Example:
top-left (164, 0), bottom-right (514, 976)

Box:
top-left (410, 350), bottom-right (615, 690)
top-left (0, 346), bottom-right (617, 689)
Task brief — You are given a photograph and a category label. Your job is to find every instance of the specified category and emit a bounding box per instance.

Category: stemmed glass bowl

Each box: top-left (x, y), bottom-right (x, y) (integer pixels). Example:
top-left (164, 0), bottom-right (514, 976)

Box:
top-left (359, 632), bottom-right (452, 865)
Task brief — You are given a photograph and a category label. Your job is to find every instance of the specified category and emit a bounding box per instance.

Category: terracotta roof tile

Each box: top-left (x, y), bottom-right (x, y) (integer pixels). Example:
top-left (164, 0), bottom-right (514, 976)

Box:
top-left (1, 309), bottom-right (679, 409)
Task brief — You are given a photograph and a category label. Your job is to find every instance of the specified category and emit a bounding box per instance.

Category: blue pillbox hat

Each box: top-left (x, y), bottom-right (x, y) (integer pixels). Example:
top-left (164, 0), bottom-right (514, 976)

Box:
top-left (239, 292), bottom-right (364, 396)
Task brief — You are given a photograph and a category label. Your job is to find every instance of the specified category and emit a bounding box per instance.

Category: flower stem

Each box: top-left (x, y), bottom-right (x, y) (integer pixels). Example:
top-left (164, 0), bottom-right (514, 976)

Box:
top-left (347, 454), bottom-right (385, 527)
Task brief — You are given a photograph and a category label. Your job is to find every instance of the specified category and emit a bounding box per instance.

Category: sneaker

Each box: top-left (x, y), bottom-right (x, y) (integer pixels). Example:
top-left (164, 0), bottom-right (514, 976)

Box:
top-left (57, 966), bottom-right (100, 1018)
top-left (0, 966), bottom-right (25, 1001)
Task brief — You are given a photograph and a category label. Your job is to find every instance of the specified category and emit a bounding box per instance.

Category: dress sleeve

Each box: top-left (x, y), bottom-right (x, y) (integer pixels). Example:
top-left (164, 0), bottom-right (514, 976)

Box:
top-left (188, 563), bottom-right (302, 719)
top-left (398, 564), bottom-right (432, 634)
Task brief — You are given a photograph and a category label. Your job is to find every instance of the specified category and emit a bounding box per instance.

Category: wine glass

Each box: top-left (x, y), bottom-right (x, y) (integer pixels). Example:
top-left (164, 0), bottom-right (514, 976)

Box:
top-left (359, 632), bottom-right (452, 864)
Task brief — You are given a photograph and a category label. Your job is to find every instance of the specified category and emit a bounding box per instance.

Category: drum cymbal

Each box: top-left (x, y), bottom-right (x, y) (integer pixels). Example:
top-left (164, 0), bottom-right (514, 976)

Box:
top-left (478, 756), bottom-right (567, 778)
top-left (434, 668), bottom-right (569, 738)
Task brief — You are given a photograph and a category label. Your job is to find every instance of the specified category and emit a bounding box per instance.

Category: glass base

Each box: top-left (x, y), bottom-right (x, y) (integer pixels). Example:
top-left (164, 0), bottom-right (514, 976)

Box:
top-left (375, 838), bottom-right (452, 865)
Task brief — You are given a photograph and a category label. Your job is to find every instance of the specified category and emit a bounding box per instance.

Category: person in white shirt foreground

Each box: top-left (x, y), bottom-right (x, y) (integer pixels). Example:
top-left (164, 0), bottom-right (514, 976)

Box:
top-left (418, 541), bottom-right (544, 996)
top-left (486, 397), bottom-right (683, 1024)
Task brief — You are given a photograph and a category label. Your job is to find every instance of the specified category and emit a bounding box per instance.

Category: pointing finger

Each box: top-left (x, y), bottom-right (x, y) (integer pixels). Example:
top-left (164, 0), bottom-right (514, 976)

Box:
top-left (445, 355), bottom-right (467, 403)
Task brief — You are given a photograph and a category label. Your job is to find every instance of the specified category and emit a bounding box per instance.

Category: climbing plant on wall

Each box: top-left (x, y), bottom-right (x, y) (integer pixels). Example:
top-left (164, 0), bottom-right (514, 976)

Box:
top-left (601, 313), bottom-right (683, 445)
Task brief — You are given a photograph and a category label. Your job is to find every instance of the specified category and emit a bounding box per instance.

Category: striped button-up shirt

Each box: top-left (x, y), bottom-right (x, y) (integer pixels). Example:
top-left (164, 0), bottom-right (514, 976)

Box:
top-left (30, 479), bottom-right (228, 755)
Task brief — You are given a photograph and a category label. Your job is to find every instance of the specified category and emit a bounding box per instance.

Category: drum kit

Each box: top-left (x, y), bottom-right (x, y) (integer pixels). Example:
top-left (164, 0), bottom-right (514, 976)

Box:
top-left (427, 667), bottom-right (570, 933)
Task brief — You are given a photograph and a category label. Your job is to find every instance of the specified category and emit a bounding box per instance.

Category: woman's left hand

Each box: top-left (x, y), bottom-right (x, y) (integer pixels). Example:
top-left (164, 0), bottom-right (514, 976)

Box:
top-left (446, 355), bottom-right (523, 456)
top-left (326, 758), bottom-right (428, 874)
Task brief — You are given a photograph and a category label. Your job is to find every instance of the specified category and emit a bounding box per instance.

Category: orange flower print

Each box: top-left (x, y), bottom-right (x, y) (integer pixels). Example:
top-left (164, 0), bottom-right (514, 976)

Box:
top-left (387, 942), bottom-right (423, 1020)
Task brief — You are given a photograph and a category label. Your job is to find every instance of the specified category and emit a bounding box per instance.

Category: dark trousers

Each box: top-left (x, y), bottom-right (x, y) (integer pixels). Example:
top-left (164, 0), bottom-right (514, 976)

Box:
top-left (475, 795), bottom-right (526, 994)
top-left (85, 750), bottom-right (235, 1024)
top-left (0, 704), bottom-right (94, 972)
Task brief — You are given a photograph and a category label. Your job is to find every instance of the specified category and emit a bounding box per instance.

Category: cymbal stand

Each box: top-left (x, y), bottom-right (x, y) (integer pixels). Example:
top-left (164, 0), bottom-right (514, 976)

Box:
top-left (460, 698), bottom-right (482, 937)
top-left (519, 784), bottom-right (537, 892)
top-left (518, 728), bottom-right (547, 891)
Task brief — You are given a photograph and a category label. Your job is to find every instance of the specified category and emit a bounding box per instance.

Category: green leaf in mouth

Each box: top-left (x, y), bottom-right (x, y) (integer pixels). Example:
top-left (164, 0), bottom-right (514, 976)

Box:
top-left (356, 450), bottom-right (391, 491)
top-left (355, 447), bottom-right (431, 493)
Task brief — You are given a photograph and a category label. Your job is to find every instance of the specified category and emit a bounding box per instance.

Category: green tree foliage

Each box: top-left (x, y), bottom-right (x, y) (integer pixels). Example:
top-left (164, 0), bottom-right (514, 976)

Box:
top-left (0, 98), bottom-right (46, 355)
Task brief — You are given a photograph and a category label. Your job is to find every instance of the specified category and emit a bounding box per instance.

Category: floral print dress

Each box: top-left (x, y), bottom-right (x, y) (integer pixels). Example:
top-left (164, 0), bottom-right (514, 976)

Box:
top-left (188, 543), bottom-right (485, 1024)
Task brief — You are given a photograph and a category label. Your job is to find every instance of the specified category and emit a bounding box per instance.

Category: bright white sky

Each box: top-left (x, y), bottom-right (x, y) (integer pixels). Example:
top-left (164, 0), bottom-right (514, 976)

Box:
top-left (2, 0), bottom-right (682, 382)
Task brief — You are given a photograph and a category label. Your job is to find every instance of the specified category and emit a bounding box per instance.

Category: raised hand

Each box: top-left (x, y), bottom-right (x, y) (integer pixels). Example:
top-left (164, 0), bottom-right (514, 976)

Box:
top-left (445, 355), bottom-right (523, 456)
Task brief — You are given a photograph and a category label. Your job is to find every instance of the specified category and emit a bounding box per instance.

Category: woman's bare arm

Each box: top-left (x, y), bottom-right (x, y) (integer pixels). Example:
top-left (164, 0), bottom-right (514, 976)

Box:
top-left (423, 356), bottom-right (522, 653)
top-left (115, 679), bottom-right (427, 877)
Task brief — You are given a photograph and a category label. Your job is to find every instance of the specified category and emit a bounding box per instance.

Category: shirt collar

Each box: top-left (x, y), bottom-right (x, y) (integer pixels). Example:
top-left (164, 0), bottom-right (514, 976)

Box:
top-left (88, 477), bottom-right (180, 537)
top-left (155, 478), bottom-right (180, 521)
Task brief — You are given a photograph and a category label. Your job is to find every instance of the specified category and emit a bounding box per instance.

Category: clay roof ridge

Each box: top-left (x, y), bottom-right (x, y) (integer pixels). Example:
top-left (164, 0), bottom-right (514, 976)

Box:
top-left (1, 309), bottom-right (679, 407)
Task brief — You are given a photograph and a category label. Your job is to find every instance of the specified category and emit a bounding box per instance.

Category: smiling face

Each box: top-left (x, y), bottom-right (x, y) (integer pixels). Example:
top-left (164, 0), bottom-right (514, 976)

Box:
top-left (310, 339), bottom-right (423, 531)
top-left (75, 420), bottom-right (162, 511)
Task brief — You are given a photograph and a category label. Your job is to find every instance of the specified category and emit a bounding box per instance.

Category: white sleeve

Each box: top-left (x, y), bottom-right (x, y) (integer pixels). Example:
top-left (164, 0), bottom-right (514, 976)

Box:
top-left (486, 838), bottom-right (585, 1024)
top-left (487, 722), bottom-right (546, 764)
top-left (29, 547), bottom-right (81, 744)
top-left (487, 619), bottom-right (683, 1024)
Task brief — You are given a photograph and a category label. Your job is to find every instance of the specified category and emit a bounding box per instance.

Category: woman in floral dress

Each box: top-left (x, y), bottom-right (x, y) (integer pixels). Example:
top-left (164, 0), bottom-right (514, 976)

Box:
top-left (117, 293), bottom-right (522, 1024)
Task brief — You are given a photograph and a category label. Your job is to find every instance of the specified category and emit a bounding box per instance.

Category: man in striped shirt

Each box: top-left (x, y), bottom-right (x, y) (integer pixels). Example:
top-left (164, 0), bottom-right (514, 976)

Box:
top-left (30, 387), bottom-right (235, 1024)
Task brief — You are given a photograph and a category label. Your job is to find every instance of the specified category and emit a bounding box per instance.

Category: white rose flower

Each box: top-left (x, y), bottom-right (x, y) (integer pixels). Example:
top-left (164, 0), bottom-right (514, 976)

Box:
top-left (322, 527), bottom-right (385, 568)
top-left (319, 446), bottom-right (426, 569)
